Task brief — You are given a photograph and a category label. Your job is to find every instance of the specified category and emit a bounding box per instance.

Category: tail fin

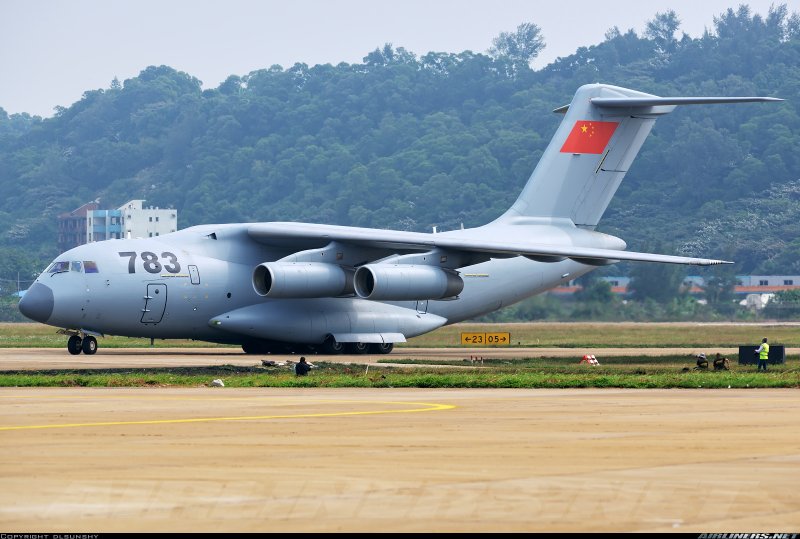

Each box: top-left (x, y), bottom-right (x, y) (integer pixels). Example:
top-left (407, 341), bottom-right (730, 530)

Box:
top-left (495, 83), bottom-right (780, 228)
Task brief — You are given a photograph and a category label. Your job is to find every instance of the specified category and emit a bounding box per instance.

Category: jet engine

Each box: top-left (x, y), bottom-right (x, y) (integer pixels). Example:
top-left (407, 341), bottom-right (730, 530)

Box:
top-left (353, 264), bottom-right (463, 301)
top-left (252, 262), bottom-right (353, 298)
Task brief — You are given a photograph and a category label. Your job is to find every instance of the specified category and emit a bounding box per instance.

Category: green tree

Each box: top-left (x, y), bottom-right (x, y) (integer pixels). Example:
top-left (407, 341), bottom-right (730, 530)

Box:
top-left (628, 246), bottom-right (687, 303)
top-left (701, 263), bottom-right (739, 314)
top-left (644, 10), bottom-right (681, 54)
top-left (764, 289), bottom-right (800, 319)
top-left (572, 279), bottom-right (620, 319)
top-left (488, 23), bottom-right (545, 67)
top-left (575, 278), bottom-right (615, 303)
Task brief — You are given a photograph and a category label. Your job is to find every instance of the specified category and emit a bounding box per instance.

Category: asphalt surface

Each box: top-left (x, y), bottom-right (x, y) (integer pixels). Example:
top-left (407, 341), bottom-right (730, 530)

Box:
top-left (2, 387), bottom-right (798, 532)
top-left (1, 347), bottom-right (799, 532)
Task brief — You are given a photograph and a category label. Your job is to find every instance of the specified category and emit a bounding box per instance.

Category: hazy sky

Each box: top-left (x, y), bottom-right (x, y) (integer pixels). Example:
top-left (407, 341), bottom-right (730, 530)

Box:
top-left (0, 0), bottom-right (788, 117)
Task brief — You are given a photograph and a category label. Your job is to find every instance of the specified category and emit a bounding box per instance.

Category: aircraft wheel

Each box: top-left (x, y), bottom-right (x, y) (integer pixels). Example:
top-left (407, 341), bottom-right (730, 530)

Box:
top-left (67, 335), bottom-right (82, 355)
top-left (322, 337), bottom-right (344, 355)
top-left (346, 342), bottom-right (369, 354)
top-left (81, 335), bottom-right (98, 355)
top-left (369, 343), bottom-right (394, 354)
top-left (242, 342), bottom-right (259, 354)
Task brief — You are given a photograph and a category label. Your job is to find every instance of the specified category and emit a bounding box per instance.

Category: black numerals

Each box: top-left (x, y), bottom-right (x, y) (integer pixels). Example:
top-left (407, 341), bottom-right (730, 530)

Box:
top-left (119, 251), bottom-right (182, 274)
top-left (141, 252), bottom-right (162, 273)
top-left (161, 252), bottom-right (181, 273)
top-left (119, 252), bottom-right (137, 273)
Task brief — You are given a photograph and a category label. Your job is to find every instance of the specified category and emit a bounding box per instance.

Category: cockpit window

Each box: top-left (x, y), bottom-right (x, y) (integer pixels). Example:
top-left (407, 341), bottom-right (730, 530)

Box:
top-left (46, 261), bottom-right (70, 274)
top-left (83, 261), bottom-right (99, 273)
top-left (71, 261), bottom-right (83, 272)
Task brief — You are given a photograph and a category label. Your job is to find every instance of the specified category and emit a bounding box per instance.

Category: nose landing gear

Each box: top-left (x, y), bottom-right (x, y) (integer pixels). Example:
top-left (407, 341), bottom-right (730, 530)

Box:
top-left (67, 335), bottom-right (82, 355)
top-left (64, 331), bottom-right (99, 355)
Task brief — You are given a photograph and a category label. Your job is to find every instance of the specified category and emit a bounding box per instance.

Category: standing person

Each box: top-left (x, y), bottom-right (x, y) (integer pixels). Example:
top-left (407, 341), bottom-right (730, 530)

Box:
top-left (294, 356), bottom-right (311, 376)
top-left (755, 338), bottom-right (770, 372)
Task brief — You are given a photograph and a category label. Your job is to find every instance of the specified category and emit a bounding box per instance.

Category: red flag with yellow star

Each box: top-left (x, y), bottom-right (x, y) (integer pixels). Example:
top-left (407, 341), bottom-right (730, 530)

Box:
top-left (559, 120), bottom-right (619, 154)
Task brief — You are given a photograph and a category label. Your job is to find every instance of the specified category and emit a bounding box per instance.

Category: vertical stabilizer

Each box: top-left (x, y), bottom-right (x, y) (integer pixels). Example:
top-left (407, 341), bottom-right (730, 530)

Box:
top-left (496, 84), bottom-right (665, 228)
top-left (494, 84), bottom-right (779, 228)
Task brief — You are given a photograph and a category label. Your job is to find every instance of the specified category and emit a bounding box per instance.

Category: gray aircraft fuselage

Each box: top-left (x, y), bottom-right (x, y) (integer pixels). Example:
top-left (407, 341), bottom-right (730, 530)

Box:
top-left (19, 83), bottom-right (780, 354)
top-left (30, 222), bottom-right (597, 345)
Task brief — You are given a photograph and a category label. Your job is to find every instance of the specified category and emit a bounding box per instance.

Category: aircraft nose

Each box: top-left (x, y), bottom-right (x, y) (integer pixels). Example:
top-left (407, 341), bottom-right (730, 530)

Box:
top-left (18, 282), bottom-right (55, 323)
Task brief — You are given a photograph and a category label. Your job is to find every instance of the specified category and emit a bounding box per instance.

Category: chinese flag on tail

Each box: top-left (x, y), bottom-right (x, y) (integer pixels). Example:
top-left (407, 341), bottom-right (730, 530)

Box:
top-left (559, 120), bottom-right (618, 154)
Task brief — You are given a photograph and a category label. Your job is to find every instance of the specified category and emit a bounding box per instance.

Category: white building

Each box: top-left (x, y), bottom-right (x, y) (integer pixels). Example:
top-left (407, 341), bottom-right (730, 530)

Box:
top-left (118, 200), bottom-right (177, 239)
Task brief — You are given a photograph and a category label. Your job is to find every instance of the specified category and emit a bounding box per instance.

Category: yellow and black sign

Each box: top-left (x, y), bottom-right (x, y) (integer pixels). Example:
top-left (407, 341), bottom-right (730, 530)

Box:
top-left (460, 332), bottom-right (511, 346)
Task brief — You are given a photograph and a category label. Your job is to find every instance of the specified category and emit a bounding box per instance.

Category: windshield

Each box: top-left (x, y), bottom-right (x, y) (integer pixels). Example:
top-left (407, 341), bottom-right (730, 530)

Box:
top-left (46, 261), bottom-right (70, 274)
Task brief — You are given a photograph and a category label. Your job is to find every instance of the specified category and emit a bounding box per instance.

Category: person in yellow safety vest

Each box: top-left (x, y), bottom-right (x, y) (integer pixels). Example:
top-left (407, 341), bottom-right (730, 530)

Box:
top-left (755, 337), bottom-right (770, 372)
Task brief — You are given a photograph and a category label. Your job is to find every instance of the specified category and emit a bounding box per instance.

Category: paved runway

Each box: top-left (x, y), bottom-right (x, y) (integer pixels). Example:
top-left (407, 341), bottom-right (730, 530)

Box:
top-left (2, 347), bottom-right (798, 532)
top-left (1, 386), bottom-right (799, 532)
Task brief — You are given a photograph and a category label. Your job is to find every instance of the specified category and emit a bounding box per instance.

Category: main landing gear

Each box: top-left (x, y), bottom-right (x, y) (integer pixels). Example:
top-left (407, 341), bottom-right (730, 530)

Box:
top-left (241, 338), bottom-right (394, 356)
top-left (322, 337), bottom-right (393, 355)
top-left (369, 342), bottom-right (394, 354)
top-left (65, 333), bottom-right (98, 355)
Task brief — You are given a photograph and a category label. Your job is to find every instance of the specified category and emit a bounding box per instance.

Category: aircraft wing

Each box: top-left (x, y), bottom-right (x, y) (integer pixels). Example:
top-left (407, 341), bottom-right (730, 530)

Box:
top-left (248, 223), bottom-right (730, 266)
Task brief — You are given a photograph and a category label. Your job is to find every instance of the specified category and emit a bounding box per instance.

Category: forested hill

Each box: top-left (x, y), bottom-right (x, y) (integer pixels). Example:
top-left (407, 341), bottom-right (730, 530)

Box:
top-left (1, 4), bottom-right (799, 280)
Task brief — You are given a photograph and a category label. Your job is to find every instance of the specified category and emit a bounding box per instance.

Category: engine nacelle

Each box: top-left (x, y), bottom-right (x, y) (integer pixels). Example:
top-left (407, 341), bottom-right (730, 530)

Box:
top-left (252, 262), bottom-right (352, 298)
top-left (353, 264), bottom-right (463, 301)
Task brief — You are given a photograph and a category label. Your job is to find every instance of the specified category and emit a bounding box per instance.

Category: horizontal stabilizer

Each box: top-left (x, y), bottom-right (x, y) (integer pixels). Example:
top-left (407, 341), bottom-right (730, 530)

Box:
top-left (591, 96), bottom-right (783, 108)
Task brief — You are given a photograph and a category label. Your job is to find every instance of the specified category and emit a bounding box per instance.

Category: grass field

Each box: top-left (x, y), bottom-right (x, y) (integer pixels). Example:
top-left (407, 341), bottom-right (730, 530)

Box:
top-left (2, 321), bottom-right (799, 348)
top-left (3, 372), bottom-right (794, 388)
top-left (2, 356), bottom-right (797, 389)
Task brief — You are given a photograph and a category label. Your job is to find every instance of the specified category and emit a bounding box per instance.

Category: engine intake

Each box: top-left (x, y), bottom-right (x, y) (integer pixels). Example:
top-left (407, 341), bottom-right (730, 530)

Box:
top-left (253, 262), bottom-right (352, 298)
top-left (354, 264), bottom-right (463, 301)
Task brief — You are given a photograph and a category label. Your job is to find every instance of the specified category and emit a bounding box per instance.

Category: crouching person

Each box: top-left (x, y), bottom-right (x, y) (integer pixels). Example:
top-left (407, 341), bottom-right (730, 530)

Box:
top-left (713, 353), bottom-right (730, 371)
top-left (295, 356), bottom-right (311, 376)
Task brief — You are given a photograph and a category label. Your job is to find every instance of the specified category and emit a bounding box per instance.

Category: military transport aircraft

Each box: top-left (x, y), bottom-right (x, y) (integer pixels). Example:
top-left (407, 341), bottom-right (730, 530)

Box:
top-left (19, 83), bottom-right (780, 355)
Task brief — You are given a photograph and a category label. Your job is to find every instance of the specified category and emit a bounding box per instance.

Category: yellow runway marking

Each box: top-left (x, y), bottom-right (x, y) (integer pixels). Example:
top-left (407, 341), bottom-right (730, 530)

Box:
top-left (0, 394), bottom-right (389, 403)
top-left (0, 399), bottom-right (455, 431)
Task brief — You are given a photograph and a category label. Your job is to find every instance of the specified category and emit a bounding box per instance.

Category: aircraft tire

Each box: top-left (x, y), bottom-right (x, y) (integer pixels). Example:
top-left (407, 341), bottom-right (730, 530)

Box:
top-left (67, 335), bottom-right (82, 355)
top-left (242, 342), bottom-right (259, 354)
top-left (81, 336), bottom-right (98, 355)
top-left (322, 337), bottom-right (344, 355)
top-left (369, 343), bottom-right (394, 354)
top-left (346, 342), bottom-right (369, 354)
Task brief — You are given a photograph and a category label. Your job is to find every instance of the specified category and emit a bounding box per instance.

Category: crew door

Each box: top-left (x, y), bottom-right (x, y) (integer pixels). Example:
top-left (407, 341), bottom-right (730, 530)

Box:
top-left (141, 283), bottom-right (167, 324)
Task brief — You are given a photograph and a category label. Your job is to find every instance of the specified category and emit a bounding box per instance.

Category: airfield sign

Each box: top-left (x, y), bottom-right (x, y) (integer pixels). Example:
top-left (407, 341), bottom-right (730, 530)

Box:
top-left (460, 332), bottom-right (511, 346)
